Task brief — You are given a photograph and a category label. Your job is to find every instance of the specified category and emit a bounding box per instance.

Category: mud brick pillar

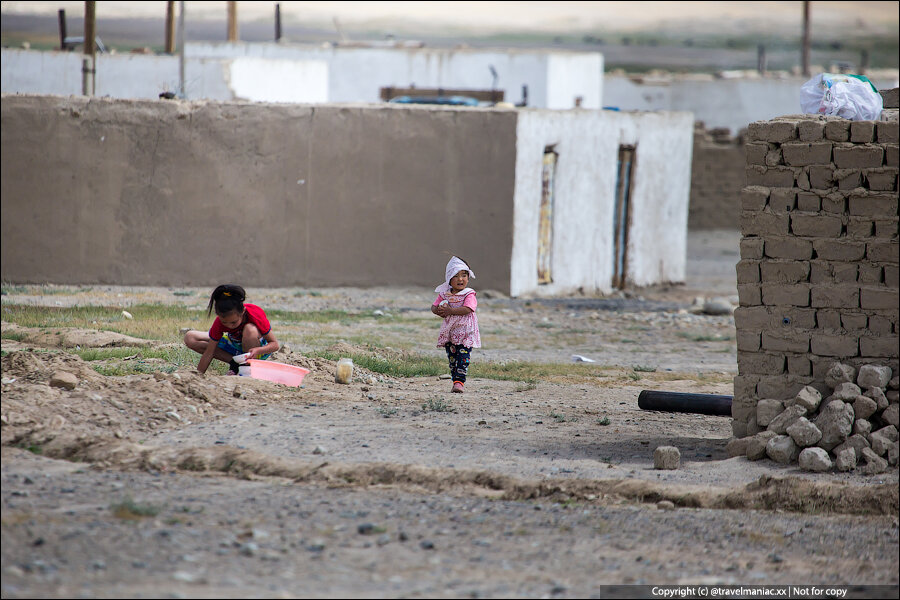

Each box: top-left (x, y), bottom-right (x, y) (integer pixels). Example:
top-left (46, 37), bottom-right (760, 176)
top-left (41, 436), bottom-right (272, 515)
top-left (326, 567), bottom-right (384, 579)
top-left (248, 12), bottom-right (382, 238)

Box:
top-left (732, 110), bottom-right (899, 438)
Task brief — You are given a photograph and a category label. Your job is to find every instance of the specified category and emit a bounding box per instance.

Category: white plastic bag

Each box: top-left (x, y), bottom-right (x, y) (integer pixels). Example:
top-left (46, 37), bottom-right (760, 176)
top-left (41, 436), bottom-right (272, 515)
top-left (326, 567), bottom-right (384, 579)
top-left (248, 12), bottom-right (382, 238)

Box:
top-left (800, 73), bottom-right (883, 120)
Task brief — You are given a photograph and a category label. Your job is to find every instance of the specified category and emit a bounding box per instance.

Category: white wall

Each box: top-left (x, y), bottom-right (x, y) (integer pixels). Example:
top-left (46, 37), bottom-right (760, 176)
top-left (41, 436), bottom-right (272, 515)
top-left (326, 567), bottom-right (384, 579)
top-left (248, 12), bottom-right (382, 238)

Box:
top-left (186, 42), bottom-right (603, 108)
top-left (604, 74), bottom-right (900, 133)
top-left (510, 109), bottom-right (693, 297)
top-left (0, 48), bottom-right (328, 103)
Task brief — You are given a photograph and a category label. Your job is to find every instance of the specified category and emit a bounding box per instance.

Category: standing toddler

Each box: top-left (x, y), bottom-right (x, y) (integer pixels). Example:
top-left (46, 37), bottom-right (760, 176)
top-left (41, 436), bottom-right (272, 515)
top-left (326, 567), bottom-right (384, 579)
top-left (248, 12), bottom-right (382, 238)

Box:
top-left (431, 256), bottom-right (481, 393)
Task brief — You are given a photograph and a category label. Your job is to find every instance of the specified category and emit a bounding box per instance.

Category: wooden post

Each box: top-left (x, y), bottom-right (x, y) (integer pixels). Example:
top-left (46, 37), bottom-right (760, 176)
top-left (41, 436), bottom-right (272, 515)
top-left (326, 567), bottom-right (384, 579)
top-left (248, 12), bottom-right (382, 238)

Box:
top-left (58, 9), bottom-right (68, 50)
top-left (83, 1), bottom-right (96, 96)
top-left (757, 44), bottom-right (767, 74)
top-left (227, 1), bottom-right (238, 42)
top-left (275, 3), bottom-right (282, 42)
top-left (165, 1), bottom-right (176, 53)
top-left (802, 1), bottom-right (810, 77)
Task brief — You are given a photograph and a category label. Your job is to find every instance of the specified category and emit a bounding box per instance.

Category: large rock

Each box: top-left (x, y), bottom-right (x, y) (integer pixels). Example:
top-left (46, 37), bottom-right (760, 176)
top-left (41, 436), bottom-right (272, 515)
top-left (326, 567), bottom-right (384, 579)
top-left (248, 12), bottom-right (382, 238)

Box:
top-left (860, 447), bottom-right (888, 474)
top-left (865, 387), bottom-right (889, 411)
top-left (857, 365), bottom-right (893, 390)
top-left (852, 395), bottom-right (878, 420)
top-left (835, 448), bottom-right (857, 472)
top-left (882, 404), bottom-right (899, 429)
top-left (890, 376), bottom-right (900, 391)
top-left (767, 435), bottom-right (800, 464)
top-left (654, 446), bottom-right (680, 470)
top-left (49, 371), bottom-right (78, 390)
top-left (726, 437), bottom-right (750, 458)
top-left (798, 447), bottom-right (833, 472)
top-left (832, 433), bottom-right (871, 460)
top-left (889, 441), bottom-right (899, 467)
top-left (814, 401), bottom-right (854, 451)
top-left (873, 425), bottom-right (899, 443)
top-left (756, 399), bottom-right (784, 427)
top-left (870, 432), bottom-right (893, 457)
top-left (793, 386), bottom-right (823, 413)
top-left (852, 419), bottom-right (872, 436)
top-left (824, 363), bottom-right (856, 389)
top-left (746, 431), bottom-right (778, 461)
top-left (786, 417), bottom-right (822, 447)
top-left (832, 382), bottom-right (862, 401)
top-left (768, 405), bottom-right (807, 435)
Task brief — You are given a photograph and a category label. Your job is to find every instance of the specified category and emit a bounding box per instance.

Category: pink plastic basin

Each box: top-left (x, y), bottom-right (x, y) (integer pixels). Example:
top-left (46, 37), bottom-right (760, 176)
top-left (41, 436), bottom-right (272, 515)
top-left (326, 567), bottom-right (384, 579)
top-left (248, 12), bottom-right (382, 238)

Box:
top-left (246, 359), bottom-right (310, 387)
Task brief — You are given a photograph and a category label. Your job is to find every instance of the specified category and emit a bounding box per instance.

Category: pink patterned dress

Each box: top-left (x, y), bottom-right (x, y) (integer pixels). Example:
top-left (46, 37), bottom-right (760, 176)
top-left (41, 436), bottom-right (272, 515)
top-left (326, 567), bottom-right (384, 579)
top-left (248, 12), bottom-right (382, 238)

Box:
top-left (433, 290), bottom-right (481, 348)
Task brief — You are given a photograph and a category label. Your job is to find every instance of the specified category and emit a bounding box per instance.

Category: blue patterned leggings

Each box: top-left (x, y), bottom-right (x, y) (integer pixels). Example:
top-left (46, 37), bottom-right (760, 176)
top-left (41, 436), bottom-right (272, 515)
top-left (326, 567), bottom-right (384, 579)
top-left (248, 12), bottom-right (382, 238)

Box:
top-left (444, 343), bottom-right (472, 384)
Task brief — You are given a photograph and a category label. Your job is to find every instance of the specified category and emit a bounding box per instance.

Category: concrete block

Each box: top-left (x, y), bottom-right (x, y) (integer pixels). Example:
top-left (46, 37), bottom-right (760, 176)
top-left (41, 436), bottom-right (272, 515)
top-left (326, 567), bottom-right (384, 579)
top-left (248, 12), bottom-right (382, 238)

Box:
top-left (761, 284), bottom-right (810, 307)
top-left (736, 330), bottom-right (761, 352)
top-left (764, 121), bottom-right (798, 143)
top-left (764, 237), bottom-right (813, 260)
top-left (860, 287), bottom-right (899, 310)
top-left (741, 210), bottom-right (790, 236)
top-left (787, 355), bottom-right (812, 376)
top-left (857, 264), bottom-right (883, 284)
top-left (790, 213), bottom-right (843, 237)
top-left (860, 336), bottom-right (900, 358)
top-left (740, 238), bottom-right (765, 260)
top-left (796, 192), bottom-right (821, 211)
top-left (766, 434), bottom-right (800, 463)
top-left (877, 121), bottom-right (899, 143)
top-left (808, 165), bottom-right (834, 189)
top-left (737, 284), bottom-right (762, 306)
top-left (798, 120), bottom-right (826, 141)
top-left (782, 142), bottom-right (833, 166)
top-left (810, 333), bottom-right (859, 358)
top-left (736, 260), bottom-right (760, 283)
top-left (865, 168), bottom-right (898, 191)
top-left (653, 446), bottom-right (680, 470)
top-left (738, 352), bottom-right (786, 375)
top-left (759, 260), bottom-right (809, 283)
top-left (849, 192), bottom-right (898, 216)
top-left (761, 330), bottom-right (810, 353)
top-left (741, 186), bottom-right (770, 210)
top-left (866, 240), bottom-right (899, 262)
top-left (834, 145), bottom-right (885, 169)
top-left (824, 120), bottom-right (850, 142)
top-left (810, 285), bottom-right (860, 309)
top-left (812, 240), bottom-right (866, 262)
top-left (850, 121), bottom-right (876, 143)
top-left (840, 313), bottom-right (867, 330)
top-left (746, 142), bottom-right (769, 165)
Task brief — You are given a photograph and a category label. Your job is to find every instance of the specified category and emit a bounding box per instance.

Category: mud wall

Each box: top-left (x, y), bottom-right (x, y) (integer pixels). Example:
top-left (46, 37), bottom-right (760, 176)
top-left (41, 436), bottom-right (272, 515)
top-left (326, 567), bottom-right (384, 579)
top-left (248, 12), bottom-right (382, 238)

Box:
top-left (0, 95), bottom-right (517, 290)
top-left (732, 114), bottom-right (900, 438)
top-left (689, 125), bottom-right (746, 230)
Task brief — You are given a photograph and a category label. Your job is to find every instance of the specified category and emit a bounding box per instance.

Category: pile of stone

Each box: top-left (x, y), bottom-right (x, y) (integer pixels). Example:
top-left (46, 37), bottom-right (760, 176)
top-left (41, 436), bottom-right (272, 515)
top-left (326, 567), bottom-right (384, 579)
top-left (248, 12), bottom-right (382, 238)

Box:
top-left (730, 363), bottom-right (899, 473)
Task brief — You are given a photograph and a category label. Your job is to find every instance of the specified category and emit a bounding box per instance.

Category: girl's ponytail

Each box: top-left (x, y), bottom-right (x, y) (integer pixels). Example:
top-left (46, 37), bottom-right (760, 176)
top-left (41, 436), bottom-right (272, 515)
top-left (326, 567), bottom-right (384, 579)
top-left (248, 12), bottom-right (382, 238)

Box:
top-left (207, 284), bottom-right (246, 317)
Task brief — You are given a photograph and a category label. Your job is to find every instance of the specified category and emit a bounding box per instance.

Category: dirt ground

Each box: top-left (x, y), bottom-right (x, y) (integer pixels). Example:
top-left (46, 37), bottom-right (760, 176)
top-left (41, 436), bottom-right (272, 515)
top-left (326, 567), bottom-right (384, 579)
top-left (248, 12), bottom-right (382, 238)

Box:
top-left (2, 230), bottom-right (898, 598)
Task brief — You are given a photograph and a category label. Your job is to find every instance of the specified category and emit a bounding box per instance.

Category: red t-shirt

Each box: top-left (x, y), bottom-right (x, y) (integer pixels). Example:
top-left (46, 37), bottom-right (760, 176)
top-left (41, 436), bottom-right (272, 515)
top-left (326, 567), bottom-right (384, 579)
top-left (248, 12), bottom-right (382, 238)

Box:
top-left (208, 303), bottom-right (271, 343)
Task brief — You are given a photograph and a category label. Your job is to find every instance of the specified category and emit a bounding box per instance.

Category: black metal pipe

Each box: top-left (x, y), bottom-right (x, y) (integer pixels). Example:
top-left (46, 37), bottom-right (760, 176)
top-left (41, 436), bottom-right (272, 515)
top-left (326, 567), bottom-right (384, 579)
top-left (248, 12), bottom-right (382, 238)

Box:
top-left (638, 390), bottom-right (732, 417)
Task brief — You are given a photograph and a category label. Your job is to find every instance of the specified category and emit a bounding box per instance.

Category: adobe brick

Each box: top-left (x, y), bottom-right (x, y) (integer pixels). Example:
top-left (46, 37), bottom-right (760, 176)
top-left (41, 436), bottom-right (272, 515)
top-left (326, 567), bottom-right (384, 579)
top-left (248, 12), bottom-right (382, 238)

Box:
top-left (734, 375), bottom-right (761, 400)
top-left (834, 145), bottom-right (885, 169)
top-left (788, 354), bottom-right (812, 376)
top-left (809, 261), bottom-right (832, 284)
top-left (816, 309), bottom-right (842, 329)
top-left (886, 145), bottom-right (899, 167)
top-left (745, 142), bottom-right (769, 165)
top-left (874, 219), bottom-right (898, 238)
top-left (867, 240), bottom-right (899, 262)
top-left (731, 395), bottom-right (758, 422)
top-left (832, 263), bottom-right (858, 283)
top-left (746, 121), bottom-right (767, 142)
top-left (850, 121), bottom-right (876, 143)
top-left (865, 168), bottom-right (898, 191)
top-left (811, 333), bottom-right (859, 357)
top-left (741, 210), bottom-right (790, 236)
top-left (857, 264), bottom-right (883, 284)
top-left (846, 217), bottom-right (874, 238)
top-left (782, 141), bottom-right (833, 166)
top-left (762, 330), bottom-right (810, 353)
top-left (812, 240), bottom-right (866, 261)
top-left (734, 306), bottom-right (771, 330)
top-left (738, 284), bottom-right (762, 306)
top-left (765, 147), bottom-right (784, 167)
top-left (868, 314), bottom-right (895, 335)
top-left (764, 237), bottom-right (813, 259)
top-left (836, 170), bottom-right (862, 190)
top-left (746, 166), bottom-right (796, 188)
top-left (821, 192), bottom-right (846, 213)
top-left (764, 121), bottom-right (798, 143)
top-left (839, 313), bottom-right (867, 330)
top-left (762, 283), bottom-right (810, 306)
top-left (738, 352), bottom-right (787, 375)
top-left (877, 121), bottom-right (899, 144)
top-left (770, 188), bottom-right (797, 210)
top-left (780, 307), bottom-right (818, 329)
top-left (741, 186), bottom-right (769, 211)
top-left (736, 260), bottom-right (760, 283)
top-left (808, 165), bottom-right (834, 189)
top-left (759, 260), bottom-right (809, 283)
top-left (798, 120), bottom-right (825, 141)
top-left (796, 192), bottom-right (821, 212)
top-left (860, 287), bottom-right (900, 310)
top-left (860, 336), bottom-right (899, 358)
top-left (737, 331), bottom-right (761, 352)
top-left (849, 192), bottom-right (898, 216)
top-left (796, 169), bottom-right (811, 191)
top-left (811, 285), bottom-right (860, 309)
top-left (757, 375), bottom-right (814, 400)
top-left (824, 120), bottom-right (850, 142)
top-left (885, 265), bottom-right (899, 287)
top-left (740, 238), bottom-right (765, 259)
top-left (791, 213), bottom-right (843, 237)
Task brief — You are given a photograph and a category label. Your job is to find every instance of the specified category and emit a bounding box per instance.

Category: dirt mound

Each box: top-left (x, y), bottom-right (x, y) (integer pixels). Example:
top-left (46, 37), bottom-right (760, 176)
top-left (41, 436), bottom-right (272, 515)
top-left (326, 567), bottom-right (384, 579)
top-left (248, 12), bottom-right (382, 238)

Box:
top-left (1, 322), bottom-right (153, 349)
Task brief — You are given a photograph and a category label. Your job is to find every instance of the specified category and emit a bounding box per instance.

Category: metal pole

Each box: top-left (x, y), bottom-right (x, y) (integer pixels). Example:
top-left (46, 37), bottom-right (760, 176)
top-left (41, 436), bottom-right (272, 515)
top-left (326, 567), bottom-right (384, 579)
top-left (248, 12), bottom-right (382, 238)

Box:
top-left (82, 1), bottom-right (96, 96)
top-left (165, 1), bottom-right (175, 53)
top-left (58, 9), bottom-right (68, 50)
top-left (178, 1), bottom-right (185, 98)
top-left (802, 1), bottom-right (810, 77)
top-left (275, 4), bottom-right (282, 42)
top-left (227, 1), bottom-right (238, 42)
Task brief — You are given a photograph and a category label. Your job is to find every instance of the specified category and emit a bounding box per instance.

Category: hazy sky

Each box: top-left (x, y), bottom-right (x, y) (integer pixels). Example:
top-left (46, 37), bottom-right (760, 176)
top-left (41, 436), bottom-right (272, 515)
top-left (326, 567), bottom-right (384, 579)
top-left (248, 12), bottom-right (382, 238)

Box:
top-left (3, 1), bottom-right (898, 34)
